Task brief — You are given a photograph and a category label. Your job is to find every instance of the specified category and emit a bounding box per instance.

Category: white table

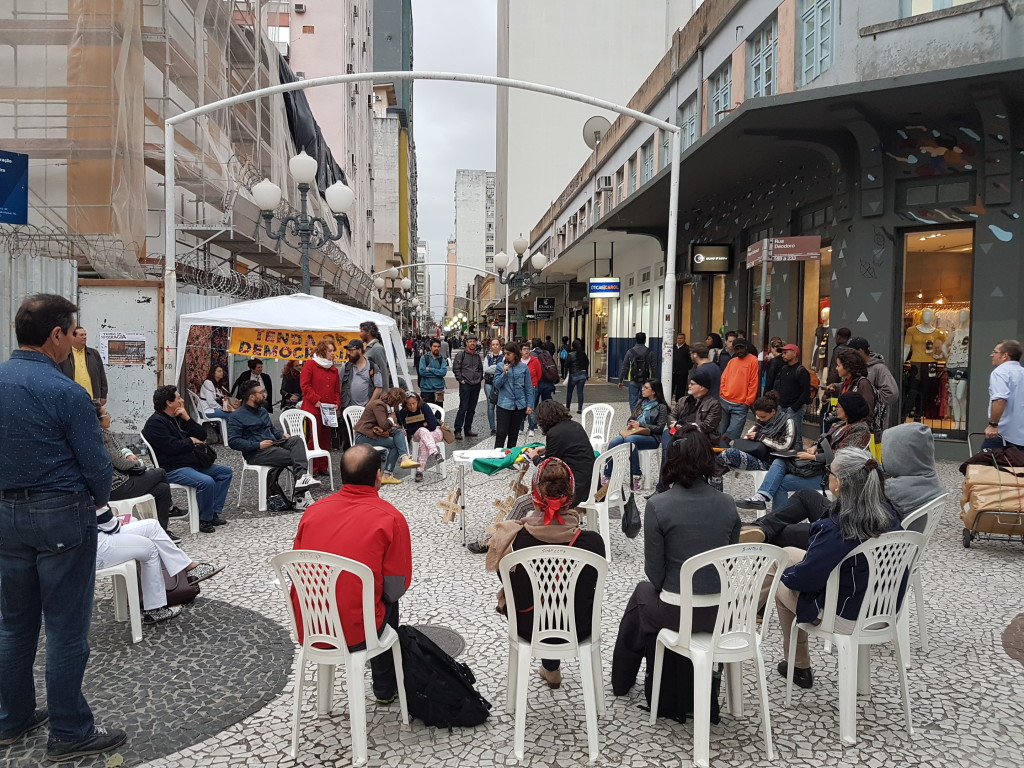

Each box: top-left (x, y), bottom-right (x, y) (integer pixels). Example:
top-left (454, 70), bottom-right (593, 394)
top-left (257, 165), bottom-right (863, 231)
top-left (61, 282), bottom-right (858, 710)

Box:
top-left (451, 449), bottom-right (508, 547)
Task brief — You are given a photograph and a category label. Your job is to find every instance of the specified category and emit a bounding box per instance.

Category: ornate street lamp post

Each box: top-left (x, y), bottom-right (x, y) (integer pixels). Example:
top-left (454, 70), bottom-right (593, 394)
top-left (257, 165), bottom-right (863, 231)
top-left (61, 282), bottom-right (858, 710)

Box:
top-left (494, 233), bottom-right (546, 340)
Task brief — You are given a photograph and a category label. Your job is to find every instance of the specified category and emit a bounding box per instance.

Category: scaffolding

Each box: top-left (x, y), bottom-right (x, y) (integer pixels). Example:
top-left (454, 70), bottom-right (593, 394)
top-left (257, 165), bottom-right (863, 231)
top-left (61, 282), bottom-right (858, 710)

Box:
top-left (0, 0), bottom-right (370, 304)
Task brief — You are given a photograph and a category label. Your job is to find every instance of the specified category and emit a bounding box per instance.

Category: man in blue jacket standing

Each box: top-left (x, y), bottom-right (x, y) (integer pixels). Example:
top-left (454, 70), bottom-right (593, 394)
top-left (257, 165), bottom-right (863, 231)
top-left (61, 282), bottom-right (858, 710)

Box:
top-left (418, 338), bottom-right (448, 407)
top-left (228, 380), bottom-right (320, 509)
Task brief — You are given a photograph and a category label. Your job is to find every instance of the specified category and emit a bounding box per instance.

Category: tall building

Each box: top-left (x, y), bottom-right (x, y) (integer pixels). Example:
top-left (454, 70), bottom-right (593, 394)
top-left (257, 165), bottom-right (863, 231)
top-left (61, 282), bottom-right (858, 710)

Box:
top-left (445, 236), bottom-right (458, 320)
top-left (495, 0), bottom-right (691, 257)
top-left (453, 170), bottom-right (495, 307)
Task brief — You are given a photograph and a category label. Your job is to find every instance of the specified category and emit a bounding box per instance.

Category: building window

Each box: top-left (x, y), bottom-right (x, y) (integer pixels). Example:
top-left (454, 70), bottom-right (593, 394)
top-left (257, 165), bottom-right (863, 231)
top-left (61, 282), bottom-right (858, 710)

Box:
top-left (628, 158), bottom-right (637, 194)
top-left (798, 0), bottom-right (833, 85)
top-left (748, 17), bottom-right (777, 98)
top-left (900, 0), bottom-right (973, 16)
top-left (485, 245), bottom-right (494, 254)
top-left (660, 128), bottom-right (671, 169)
top-left (302, 25), bottom-right (315, 34)
top-left (677, 94), bottom-right (698, 150)
top-left (595, 194), bottom-right (602, 220)
top-left (616, 168), bottom-right (625, 203)
top-left (708, 60), bottom-right (732, 128)
top-left (640, 140), bottom-right (654, 184)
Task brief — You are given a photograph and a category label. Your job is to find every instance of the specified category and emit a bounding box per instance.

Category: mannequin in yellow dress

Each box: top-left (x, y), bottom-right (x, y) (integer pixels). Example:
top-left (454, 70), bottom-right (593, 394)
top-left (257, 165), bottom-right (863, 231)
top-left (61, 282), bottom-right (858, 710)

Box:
top-left (902, 308), bottom-right (947, 421)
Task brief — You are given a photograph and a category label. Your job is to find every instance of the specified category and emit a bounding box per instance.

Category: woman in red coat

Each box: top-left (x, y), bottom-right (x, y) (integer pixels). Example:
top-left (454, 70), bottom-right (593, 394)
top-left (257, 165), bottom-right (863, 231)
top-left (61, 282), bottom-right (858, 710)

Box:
top-left (301, 339), bottom-right (341, 474)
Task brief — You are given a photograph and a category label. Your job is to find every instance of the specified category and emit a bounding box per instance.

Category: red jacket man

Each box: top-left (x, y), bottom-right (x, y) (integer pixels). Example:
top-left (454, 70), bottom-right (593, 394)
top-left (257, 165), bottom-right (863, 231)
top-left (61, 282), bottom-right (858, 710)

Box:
top-left (292, 443), bottom-right (412, 703)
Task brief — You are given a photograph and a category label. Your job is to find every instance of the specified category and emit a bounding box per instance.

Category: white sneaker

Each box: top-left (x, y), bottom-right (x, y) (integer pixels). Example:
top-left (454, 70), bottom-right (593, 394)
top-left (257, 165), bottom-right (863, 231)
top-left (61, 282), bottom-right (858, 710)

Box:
top-left (527, 430), bottom-right (535, 440)
top-left (294, 473), bottom-right (320, 491)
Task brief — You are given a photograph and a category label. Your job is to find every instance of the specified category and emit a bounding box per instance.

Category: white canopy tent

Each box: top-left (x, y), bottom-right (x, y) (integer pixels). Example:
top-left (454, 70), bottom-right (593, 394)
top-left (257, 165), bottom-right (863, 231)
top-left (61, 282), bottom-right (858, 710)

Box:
top-left (174, 293), bottom-right (411, 390)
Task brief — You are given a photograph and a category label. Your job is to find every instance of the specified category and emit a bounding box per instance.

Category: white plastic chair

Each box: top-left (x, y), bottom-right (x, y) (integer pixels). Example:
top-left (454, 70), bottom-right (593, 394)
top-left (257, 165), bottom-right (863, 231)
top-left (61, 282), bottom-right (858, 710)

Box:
top-left (785, 530), bottom-right (923, 745)
top-left (638, 447), bottom-right (660, 490)
top-left (409, 403), bottom-right (448, 479)
top-left (897, 493), bottom-right (949, 663)
top-left (107, 493), bottom-right (157, 522)
top-left (343, 405), bottom-right (364, 447)
top-left (281, 409), bottom-right (335, 490)
top-left (237, 461), bottom-right (279, 512)
top-left (187, 389), bottom-right (229, 445)
top-left (577, 443), bottom-right (630, 563)
top-left (581, 404), bottom-right (615, 453)
top-left (96, 560), bottom-right (143, 644)
top-left (270, 550), bottom-right (409, 765)
top-left (498, 545), bottom-right (608, 761)
top-left (651, 543), bottom-right (787, 768)
top-left (140, 433), bottom-right (200, 535)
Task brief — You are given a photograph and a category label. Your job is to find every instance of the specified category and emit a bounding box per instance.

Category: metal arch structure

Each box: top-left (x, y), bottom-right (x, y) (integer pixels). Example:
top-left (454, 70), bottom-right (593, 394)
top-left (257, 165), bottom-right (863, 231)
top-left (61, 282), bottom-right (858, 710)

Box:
top-left (163, 71), bottom-right (682, 392)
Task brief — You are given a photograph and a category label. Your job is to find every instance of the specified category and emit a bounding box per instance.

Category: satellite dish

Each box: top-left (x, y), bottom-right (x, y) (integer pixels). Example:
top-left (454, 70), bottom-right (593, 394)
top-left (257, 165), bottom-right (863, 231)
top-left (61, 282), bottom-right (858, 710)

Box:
top-left (582, 115), bottom-right (612, 150)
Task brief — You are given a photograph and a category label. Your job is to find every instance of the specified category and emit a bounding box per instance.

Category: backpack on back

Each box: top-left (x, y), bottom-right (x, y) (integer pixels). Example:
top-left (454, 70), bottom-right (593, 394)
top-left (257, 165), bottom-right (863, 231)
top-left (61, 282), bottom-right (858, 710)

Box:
top-left (808, 368), bottom-right (821, 405)
top-left (397, 625), bottom-right (491, 730)
top-left (630, 349), bottom-right (652, 383)
top-left (535, 349), bottom-right (561, 383)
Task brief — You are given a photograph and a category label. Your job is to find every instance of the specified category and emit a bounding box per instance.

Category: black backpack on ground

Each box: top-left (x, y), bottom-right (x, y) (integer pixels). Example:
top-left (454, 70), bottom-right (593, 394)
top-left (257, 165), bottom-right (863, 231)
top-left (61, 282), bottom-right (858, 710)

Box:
top-left (397, 625), bottom-right (491, 730)
top-left (535, 348), bottom-right (561, 383)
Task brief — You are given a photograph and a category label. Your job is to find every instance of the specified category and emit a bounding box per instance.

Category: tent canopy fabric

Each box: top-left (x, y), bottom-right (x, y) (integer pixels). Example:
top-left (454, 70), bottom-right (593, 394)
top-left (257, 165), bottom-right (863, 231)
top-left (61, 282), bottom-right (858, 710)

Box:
top-left (175, 293), bottom-right (411, 388)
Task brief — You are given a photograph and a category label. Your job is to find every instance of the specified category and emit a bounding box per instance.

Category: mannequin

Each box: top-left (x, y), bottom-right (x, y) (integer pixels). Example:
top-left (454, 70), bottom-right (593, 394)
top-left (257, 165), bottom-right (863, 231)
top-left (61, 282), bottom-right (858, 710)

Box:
top-left (944, 309), bottom-right (970, 426)
top-left (902, 308), bottom-right (948, 422)
top-left (814, 306), bottom-right (831, 393)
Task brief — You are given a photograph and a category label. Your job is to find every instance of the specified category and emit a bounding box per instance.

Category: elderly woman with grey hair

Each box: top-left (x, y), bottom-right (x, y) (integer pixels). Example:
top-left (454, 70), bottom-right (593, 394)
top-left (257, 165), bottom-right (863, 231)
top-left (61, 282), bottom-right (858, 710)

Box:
top-left (771, 446), bottom-right (903, 690)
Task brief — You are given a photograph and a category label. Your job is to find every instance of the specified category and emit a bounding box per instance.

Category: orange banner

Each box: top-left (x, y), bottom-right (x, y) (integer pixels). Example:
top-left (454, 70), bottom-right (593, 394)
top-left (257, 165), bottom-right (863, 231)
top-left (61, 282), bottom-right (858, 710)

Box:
top-left (228, 328), bottom-right (359, 361)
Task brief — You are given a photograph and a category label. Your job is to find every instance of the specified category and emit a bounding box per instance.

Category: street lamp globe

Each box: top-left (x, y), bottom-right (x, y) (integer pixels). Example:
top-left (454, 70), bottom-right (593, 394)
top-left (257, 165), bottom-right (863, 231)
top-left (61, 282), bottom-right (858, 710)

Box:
top-left (493, 250), bottom-right (510, 271)
top-left (252, 178), bottom-right (283, 211)
top-left (530, 251), bottom-right (547, 271)
top-left (399, 277), bottom-right (412, 291)
top-left (512, 234), bottom-right (528, 255)
top-left (288, 150), bottom-right (319, 184)
top-left (324, 180), bottom-right (355, 213)
top-left (373, 276), bottom-right (385, 290)
top-left (383, 267), bottom-right (399, 280)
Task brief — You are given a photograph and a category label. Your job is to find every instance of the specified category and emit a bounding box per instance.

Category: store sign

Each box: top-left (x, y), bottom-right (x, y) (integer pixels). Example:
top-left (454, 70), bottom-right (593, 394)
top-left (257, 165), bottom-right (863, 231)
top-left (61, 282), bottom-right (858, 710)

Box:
top-left (746, 236), bottom-right (822, 268)
top-left (535, 297), bottom-right (555, 318)
top-left (0, 149), bottom-right (29, 225)
top-left (589, 277), bottom-right (620, 298)
top-left (690, 243), bottom-right (732, 274)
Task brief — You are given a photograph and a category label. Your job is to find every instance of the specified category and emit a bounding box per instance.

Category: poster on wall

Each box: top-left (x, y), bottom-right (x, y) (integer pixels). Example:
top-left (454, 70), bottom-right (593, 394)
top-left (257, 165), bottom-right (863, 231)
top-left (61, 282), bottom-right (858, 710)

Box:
top-left (228, 327), bottom-right (359, 360)
top-left (100, 332), bottom-right (147, 365)
top-left (0, 149), bottom-right (29, 225)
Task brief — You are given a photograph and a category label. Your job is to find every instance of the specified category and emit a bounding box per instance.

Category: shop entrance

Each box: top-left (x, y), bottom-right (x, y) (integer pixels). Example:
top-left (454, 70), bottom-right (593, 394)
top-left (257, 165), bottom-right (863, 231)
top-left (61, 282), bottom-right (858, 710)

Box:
top-left (900, 226), bottom-right (973, 438)
top-left (591, 298), bottom-right (609, 380)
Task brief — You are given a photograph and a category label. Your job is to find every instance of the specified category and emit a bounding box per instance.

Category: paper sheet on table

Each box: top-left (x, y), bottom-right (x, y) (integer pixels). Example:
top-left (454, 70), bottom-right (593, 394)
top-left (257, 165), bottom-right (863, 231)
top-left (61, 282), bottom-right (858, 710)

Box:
top-left (319, 403), bottom-right (338, 427)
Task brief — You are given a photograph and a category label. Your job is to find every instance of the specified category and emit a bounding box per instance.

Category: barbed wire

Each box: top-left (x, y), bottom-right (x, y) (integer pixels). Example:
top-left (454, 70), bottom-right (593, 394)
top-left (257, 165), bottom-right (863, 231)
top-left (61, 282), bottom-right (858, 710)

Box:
top-left (0, 224), bottom-right (143, 278)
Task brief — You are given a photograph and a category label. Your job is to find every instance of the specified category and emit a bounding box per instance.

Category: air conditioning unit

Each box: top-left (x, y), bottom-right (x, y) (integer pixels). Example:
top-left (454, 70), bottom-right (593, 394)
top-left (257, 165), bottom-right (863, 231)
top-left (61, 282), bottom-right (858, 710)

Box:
top-left (556, 225), bottom-right (566, 236)
top-left (568, 214), bottom-right (578, 226)
top-left (597, 175), bottom-right (613, 191)
top-left (294, 2), bottom-right (307, 12)
top-left (295, 71), bottom-right (305, 79)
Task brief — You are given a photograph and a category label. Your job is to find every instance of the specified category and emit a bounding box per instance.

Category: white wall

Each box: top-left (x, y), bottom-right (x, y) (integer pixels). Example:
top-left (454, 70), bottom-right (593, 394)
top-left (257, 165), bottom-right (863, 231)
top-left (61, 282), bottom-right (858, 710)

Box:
top-left (373, 117), bottom-right (401, 252)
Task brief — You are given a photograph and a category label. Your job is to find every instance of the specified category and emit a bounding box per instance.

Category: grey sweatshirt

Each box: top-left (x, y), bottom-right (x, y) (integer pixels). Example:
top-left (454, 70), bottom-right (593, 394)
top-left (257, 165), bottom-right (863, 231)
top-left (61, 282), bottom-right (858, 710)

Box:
top-left (882, 422), bottom-right (944, 515)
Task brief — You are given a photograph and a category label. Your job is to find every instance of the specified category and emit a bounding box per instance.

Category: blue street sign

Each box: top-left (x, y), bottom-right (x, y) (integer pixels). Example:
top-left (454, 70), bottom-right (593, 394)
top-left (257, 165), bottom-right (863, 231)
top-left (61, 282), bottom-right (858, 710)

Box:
top-left (0, 150), bottom-right (29, 225)
top-left (588, 277), bottom-right (620, 298)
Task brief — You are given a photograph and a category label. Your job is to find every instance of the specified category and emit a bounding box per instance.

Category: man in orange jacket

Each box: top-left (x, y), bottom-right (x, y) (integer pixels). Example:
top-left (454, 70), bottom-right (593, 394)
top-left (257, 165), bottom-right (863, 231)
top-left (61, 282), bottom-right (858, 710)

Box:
top-left (718, 338), bottom-right (759, 444)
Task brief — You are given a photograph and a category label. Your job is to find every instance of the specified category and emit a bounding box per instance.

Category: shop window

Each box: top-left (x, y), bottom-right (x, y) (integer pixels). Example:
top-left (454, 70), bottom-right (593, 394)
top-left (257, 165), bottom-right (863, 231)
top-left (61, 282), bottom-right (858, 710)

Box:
top-left (901, 227), bottom-right (973, 438)
top-left (708, 60), bottom-right (732, 128)
top-left (798, 0), bottom-right (832, 85)
top-left (748, 17), bottom-right (778, 98)
top-left (801, 243), bottom-right (832, 424)
top-left (678, 94), bottom-right (698, 149)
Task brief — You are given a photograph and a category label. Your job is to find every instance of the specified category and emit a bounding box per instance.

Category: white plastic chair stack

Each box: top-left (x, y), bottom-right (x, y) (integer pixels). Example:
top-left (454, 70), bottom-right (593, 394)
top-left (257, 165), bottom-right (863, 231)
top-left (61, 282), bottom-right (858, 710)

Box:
top-left (281, 409), bottom-right (335, 490)
top-left (651, 543), bottom-right (787, 768)
top-left (140, 433), bottom-right (199, 535)
top-left (187, 389), bottom-right (229, 445)
top-left (96, 560), bottom-right (143, 644)
top-left (409, 403), bottom-right (448, 479)
top-left (897, 493), bottom-right (949, 665)
top-left (271, 550), bottom-right (409, 765)
top-left (581, 404), bottom-right (615, 454)
top-left (577, 443), bottom-right (630, 563)
top-left (498, 546), bottom-right (608, 761)
top-left (785, 530), bottom-right (923, 745)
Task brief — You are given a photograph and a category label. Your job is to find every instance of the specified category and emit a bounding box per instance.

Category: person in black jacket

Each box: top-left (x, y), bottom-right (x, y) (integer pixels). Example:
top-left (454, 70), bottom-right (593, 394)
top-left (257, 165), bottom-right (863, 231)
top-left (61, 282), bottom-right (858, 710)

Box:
top-left (143, 385), bottom-right (233, 533)
top-left (229, 358), bottom-right (273, 414)
top-left (766, 344), bottom-right (811, 425)
top-left (522, 400), bottom-right (593, 505)
top-left (671, 333), bottom-right (691, 401)
top-left (564, 339), bottom-right (590, 413)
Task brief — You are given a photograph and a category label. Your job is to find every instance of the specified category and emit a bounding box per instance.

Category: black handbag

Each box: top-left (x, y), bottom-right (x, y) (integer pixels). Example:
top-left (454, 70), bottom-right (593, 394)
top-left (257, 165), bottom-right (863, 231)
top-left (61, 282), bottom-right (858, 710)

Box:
top-left (622, 493), bottom-right (642, 538)
top-left (783, 457), bottom-right (825, 478)
top-left (488, 384), bottom-right (500, 406)
top-left (731, 438), bottom-right (770, 461)
top-left (192, 442), bottom-right (217, 469)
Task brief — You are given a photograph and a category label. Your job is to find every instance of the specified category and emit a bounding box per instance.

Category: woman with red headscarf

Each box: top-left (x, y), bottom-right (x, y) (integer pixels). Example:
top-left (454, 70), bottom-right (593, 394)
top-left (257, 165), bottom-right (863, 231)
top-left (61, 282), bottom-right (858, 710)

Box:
top-left (486, 458), bottom-right (606, 689)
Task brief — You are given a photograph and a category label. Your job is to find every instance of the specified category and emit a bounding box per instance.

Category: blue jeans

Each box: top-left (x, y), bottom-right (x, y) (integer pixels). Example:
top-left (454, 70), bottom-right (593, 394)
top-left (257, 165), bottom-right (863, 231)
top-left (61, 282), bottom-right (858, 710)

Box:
top-left (355, 431), bottom-right (411, 474)
top-left (165, 464), bottom-right (233, 522)
top-left (719, 399), bottom-right (750, 443)
top-left (454, 382), bottom-right (481, 434)
top-left (484, 381), bottom-right (497, 431)
top-left (758, 458), bottom-right (823, 508)
top-left (784, 406), bottom-right (805, 430)
top-left (627, 381), bottom-right (643, 413)
top-left (607, 434), bottom-right (660, 477)
top-left (0, 490), bottom-right (97, 741)
top-left (982, 436), bottom-right (1023, 451)
top-left (565, 373), bottom-right (587, 412)
top-left (536, 381), bottom-right (555, 403)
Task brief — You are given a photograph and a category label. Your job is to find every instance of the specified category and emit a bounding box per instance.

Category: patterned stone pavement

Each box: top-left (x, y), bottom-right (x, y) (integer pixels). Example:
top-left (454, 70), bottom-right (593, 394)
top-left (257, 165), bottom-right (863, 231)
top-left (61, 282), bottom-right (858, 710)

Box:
top-left (4, 385), bottom-right (1023, 768)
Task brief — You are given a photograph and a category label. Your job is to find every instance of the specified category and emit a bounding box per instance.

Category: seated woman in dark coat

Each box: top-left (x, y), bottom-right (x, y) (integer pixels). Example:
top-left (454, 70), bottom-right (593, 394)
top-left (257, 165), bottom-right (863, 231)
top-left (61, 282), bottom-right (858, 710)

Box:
top-left (522, 400), bottom-right (594, 505)
top-left (486, 458), bottom-right (606, 689)
top-left (612, 425), bottom-right (741, 696)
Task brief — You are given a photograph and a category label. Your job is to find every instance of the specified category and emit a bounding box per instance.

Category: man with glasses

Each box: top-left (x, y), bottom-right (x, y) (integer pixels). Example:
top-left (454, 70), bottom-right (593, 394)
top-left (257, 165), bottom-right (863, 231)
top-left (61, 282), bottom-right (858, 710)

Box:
top-left (984, 339), bottom-right (1024, 450)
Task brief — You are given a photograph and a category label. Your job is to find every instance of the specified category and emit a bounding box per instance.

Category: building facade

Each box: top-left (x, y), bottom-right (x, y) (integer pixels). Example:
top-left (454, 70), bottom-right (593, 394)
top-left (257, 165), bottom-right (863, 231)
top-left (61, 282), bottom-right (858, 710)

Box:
top-left (528, 0), bottom-right (1024, 446)
top-left (453, 169), bottom-right (496, 305)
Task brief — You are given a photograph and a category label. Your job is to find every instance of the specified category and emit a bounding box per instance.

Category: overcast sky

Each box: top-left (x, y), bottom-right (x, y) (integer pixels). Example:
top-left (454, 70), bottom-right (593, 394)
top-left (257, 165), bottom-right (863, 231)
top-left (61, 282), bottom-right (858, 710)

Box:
top-left (411, 0), bottom-right (496, 320)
